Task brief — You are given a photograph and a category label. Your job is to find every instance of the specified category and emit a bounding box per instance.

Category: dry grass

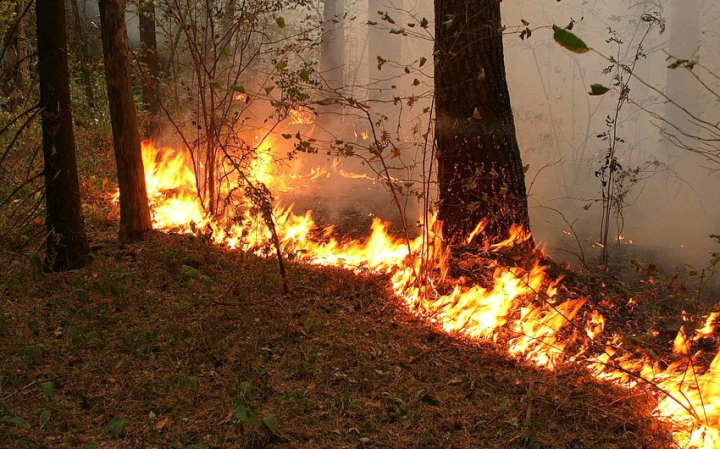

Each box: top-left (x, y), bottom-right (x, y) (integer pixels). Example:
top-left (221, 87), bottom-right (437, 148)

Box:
top-left (0, 226), bottom-right (673, 448)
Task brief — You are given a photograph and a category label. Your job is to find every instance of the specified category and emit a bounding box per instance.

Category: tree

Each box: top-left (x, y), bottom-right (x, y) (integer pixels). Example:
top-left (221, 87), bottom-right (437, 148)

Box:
top-left (321, 0), bottom-right (344, 89)
top-left (664, 0), bottom-right (699, 136)
top-left (2, 0), bottom-right (29, 109)
top-left (36, 0), bottom-right (90, 270)
top-left (367, 0), bottom-right (402, 126)
top-left (98, 0), bottom-right (153, 241)
top-left (434, 0), bottom-right (532, 246)
top-left (139, 0), bottom-right (162, 137)
top-left (69, 0), bottom-right (95, 109)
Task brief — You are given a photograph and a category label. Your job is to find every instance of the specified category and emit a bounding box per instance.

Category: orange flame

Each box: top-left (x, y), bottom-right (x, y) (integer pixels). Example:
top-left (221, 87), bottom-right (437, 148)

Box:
top-left (113, 140), bottom-right (720, 449)
top-left (288, 107), bottom-right (315, 125)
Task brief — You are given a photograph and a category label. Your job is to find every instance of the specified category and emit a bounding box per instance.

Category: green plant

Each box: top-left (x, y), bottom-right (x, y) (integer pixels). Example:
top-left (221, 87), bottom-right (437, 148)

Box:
top-left (101, 417), bottom-right (127, 439)
top-left (229, 381), bottom-right (279, 436)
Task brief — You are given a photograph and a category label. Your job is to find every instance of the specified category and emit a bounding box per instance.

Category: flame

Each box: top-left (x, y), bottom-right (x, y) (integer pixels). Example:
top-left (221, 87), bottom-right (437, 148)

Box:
top-left (288, 107), bottom-right (315, 125)
top-left (113, 140), bottom-right (720, 449)
top-left (353, 127), bottom-right (370, 141)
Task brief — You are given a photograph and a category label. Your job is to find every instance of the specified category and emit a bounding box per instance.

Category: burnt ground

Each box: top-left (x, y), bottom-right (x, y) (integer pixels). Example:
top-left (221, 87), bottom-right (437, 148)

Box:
top-left (0, 222), bottom-right (675, 448)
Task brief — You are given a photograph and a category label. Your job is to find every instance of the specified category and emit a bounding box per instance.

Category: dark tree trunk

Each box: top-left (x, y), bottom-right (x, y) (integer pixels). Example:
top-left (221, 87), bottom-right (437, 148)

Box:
top-left (36, 0), bottom-right (91, 270)
top-left (70, 0), bottom-right (96, 109)
top-left (98, 0), bottom-right (153, 242)
top-left (139, 0), bottom-right (161, 137)
top-left (434, 0), bottom-right (532, 247)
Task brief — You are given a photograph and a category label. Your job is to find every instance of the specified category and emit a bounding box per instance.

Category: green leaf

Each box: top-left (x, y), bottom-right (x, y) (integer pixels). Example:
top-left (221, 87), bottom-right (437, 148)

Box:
top-left (187, 445), bottom-right (208, 449)
top-left (315, 98), bottom-right (334, 106)
top-left (232, 405), bottom-right (259, 426)
top-left (181, 265), bottom-right (201, 279)
top-left (230, 85), bottom-right (245, 93)
top-left (41, 381), bottom-right (55, 402)
top-left (418, 56), bottom-right (427, 67)
top-left (264, 86), bottom-right (275, 95)
top-left (589, 83), bottom-right (611, 96)
top-left (552, 25), bottom-right (589, 54)
top-left (276, 16), bottom-right (285, 28)
top-left (276, 60), bottom-right (287, 70)
top-left (208, 81), bottom-right (222, 90)
top-left (299, 69), bottom-right (310, 82)
top-left (85, 443), bottom-right (99, 449)
top-left (181, 265), bottom-right (212, 283)
top-left (1, 415), bottom-right (29, 428)
top-left (262, 413), bottom-right (278, 435)
top-left (40, 410), bottom-right (51, 429)
top-left (101, 417), bottom-right (127, 439)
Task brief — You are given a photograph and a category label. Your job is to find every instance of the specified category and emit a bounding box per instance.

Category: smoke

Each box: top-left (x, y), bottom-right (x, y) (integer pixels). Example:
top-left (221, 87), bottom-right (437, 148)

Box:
top-left (497, 0), bottom-right (720, 270)
top-left (126, 0), bottom-right (719, 270)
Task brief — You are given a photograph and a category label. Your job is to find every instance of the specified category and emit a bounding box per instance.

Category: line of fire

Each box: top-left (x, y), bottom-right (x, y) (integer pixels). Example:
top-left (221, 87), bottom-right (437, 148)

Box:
top-left (2, 0), bottom-right (719, 448)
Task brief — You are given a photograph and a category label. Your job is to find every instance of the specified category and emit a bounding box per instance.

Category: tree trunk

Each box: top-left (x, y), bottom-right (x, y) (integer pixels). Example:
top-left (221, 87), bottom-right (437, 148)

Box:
top-left (2, 0), bottom-right (29, 108)
top-left (367, 0), bottom-right (401, 102)
top-left (664, 0), bottom-right (699, 134)
top-left (367, 0), bottom-right (402, 134)
top-left (321, 0), bottom-right (344, 92)
top-left (98, 0), bottom-right (153, 242)
top-left (139, 0), bottom-right (161, 137)
top-left (220, 0), bottom-right (236, 50)
top-left (70, 0), bottom-right (96, 109)
top-left (434, 0), bottom-right (532, 246)
top-left (36, 0), bottom-right (90, 270)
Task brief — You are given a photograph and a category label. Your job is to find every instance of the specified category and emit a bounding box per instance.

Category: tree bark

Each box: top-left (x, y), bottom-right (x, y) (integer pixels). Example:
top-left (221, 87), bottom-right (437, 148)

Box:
top-left (434, 0), bottom-right (532, 246)
top-left (70, 0), bottom-right (96, 109)
top-left (36, 0), bottom-right (90, 270)
top-left (98, 0), bottom-right (153, 242)
top-left (139, 0), bottom-right (161, 137)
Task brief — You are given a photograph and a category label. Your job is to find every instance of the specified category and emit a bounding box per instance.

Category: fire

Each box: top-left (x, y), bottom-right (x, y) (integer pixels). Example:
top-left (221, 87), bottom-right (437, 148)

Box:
top-left (288, 107), bottom-right (315, 125)
top-left (114, 140), bottom-right (720, 449)
top-left (353, 127), bottom-right (370, 141)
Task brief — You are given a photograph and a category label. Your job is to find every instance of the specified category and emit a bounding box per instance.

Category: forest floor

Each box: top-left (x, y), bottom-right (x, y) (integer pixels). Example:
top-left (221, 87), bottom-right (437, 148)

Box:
top-left (0, 208), bottom-right (695, 449)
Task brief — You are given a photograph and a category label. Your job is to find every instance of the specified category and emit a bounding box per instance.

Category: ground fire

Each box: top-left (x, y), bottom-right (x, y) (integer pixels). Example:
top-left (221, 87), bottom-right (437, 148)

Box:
top-left (111, 139), bottom-right (720, 449)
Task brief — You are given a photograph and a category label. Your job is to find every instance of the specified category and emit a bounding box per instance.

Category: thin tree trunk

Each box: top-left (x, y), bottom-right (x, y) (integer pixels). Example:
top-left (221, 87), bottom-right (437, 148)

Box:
top-left (70, 0), bottom-right (96, 109)
top-left (1, 0), bottom-right (29, 108)
top-left (98, 0), bottom-right (153, 242)
top-left (36, 0), bottom-right (91, 270)
top-left (139, 0), bottom-right (161, 137)
top-left (665, 0), bottom-right (699, 134)
top-left (367, 0), bottom-right (400, 101)
top-left (321, 0), bottom-right (344, 91)
top-left (219, 0), bottom-right (236, 50)
top-left (14, 0), bottom-right (28, 89)
top-left (434, 0), bottom-right (532, 247)
top-left (367, 0), bottom-right (402, 132)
